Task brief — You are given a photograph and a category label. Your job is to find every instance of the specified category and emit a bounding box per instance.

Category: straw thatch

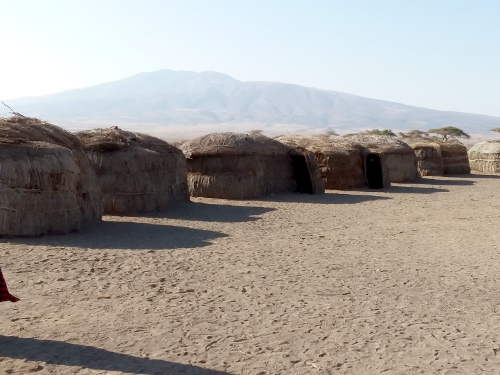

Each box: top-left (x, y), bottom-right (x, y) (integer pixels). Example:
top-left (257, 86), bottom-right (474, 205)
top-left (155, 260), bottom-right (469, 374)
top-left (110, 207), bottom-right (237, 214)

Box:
top-left (181, 132), bottom-right (322, 199)
top-left (76, 128), bottom-right (189, 214)
top-left (343, 135), bottom-right (418, 182)
top-left (468, 140), bottom-right (500, 174)
top-left (440, 142), bottom-right (470, 174)
top-left (404, 138), bottom-right (444, 176)
top-left (0, 116), bottom-right (102, 237)
top-left (276, 136), bottom-right (368, 190)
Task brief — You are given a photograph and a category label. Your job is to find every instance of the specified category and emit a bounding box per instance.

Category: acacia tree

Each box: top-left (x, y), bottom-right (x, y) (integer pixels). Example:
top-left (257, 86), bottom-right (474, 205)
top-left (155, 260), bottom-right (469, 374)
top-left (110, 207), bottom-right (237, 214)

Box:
top-left (399, 130), bottom-right (429, 139)
top-left (491, 128), bottom-right (500, 134)
top-left (428, 126), bottom-right (470, 141)
top-left (365, 129), bottom-right (396, 137)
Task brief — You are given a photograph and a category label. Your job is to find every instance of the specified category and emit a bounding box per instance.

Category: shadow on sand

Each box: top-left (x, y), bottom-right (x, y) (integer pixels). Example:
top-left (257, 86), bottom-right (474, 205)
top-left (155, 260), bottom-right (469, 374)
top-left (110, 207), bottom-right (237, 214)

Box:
top-left (415, 177), bottom-right (475, 186)
top-left (0, 336), bottom-right (232, 375)
top-left (385, 185), bottom-right (449, 194)
top-left (152, 202), bottom-right (275, 222)
top-left (8, 221), bottom-right (228, 250)
top-left (259, 192), bottom-right (392, 204)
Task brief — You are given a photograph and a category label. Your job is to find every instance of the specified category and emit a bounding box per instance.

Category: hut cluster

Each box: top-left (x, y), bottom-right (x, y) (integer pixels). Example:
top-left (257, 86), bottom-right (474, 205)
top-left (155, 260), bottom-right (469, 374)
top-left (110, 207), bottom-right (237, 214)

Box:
top-left (1, 114), bottom-right (489, 238)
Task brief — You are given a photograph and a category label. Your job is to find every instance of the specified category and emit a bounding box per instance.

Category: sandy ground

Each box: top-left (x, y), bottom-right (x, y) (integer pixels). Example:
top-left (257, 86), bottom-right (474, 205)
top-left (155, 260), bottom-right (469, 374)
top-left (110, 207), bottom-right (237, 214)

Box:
top-left (1, 174), bottom-right (500, 375)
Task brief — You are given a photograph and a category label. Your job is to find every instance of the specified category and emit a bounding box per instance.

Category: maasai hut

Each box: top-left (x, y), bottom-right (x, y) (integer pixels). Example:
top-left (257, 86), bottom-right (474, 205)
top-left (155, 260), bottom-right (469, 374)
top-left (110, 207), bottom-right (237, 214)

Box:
top-left (468, 140), bottom-right (500, 174)
top-left (344, 134), bottom-right (418, 183)
top-left (440, 141), bottom-right (470, 174)
top-left (276, 135), bottom-right (390, 190)
top-left (76, 128), bottom-right (189, 214)
top-left (180, 132), bottom-right (324, 199)
top-left (404, 138), bottom-right (444, 176)
top-left (0, 116), bottom-right (102, 237)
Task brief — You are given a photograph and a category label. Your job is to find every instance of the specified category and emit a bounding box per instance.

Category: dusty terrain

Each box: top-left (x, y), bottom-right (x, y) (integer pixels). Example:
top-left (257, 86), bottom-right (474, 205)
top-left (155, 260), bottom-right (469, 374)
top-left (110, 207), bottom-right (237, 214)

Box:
top-left (1, 174), bottom-right (499, 374)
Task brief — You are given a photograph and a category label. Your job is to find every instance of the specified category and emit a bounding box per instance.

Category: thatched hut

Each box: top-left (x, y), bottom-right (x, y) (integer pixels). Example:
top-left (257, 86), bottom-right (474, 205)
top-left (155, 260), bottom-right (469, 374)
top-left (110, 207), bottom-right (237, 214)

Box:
top-left (440, 142), bottom-right (470, 174)
top-left (180, 132), bottom-right (323, 199)
top-left (76, 128), bottom-right (189, 214)
top-left (0, 116), bottom-right (102, 237)
top-left (344, 135), bottom-right (418, 183)
top-left (468, 140), bottom-right (500, 174)
top-left (276, 135), bottom-right (390, 189)
top-left (404, 138), bottom-right (444, 176)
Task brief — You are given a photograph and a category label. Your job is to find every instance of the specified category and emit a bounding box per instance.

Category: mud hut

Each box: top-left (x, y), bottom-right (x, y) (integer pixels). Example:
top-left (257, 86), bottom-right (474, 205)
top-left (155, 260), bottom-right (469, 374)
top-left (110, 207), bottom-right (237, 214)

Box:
top-left (0, 116), bottom-right (102, 237)
top-left (276, 135), bottom-right (390, 189)
top-left (180, 132), bottom-right (323, 199)
top-left (344, 135), bottom-right (418, 183)
top-left (468, 140), bottom-right (500, 174)
top-left (76, 128), bottom-right (189, 214)
top-left (440, 142), bottom-right (470, 174)
top-left (404, 138), bottom-right (444, 176)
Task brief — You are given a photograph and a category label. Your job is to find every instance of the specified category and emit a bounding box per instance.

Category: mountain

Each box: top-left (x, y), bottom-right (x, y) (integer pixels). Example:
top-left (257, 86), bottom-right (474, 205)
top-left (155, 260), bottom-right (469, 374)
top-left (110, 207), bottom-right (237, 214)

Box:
top-left (4, 69), bottom-right (500, 136)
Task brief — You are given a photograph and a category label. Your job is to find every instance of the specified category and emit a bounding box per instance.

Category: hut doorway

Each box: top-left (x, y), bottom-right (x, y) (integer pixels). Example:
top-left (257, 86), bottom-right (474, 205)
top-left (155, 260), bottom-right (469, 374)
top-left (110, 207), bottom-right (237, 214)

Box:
top-left (291, 155), bottom-right (314, 194)
top-left (365, 153), bottom-right (384, 189)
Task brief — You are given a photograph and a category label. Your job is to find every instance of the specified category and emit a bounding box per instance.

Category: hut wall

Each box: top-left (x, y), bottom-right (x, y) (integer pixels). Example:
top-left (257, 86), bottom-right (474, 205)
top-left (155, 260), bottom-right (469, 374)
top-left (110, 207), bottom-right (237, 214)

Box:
top-left (0, 144), bottom-right (100, 237)
top-left (412, 146), bottom-right (444, 176)
top-left (186, 155), bottom-right (295, 199)
top-left (468, 142), bottom-right (500, 173)
top-left (313, 151), bottom-right (366, 190)
top-left (441, 144), bottom-right (470, 174)
top-left (469, 157), bottom-right (500, 173)
top-left (384, 153), bottom-right (418, 182)
top-left (88, 147), bottom-right (189, 214)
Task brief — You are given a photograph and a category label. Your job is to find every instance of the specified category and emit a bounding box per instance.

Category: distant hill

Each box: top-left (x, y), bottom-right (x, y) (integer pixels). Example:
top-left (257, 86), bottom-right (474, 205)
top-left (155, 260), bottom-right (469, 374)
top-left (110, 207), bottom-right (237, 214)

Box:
top-left (4, 69), bottom-right (500, 136)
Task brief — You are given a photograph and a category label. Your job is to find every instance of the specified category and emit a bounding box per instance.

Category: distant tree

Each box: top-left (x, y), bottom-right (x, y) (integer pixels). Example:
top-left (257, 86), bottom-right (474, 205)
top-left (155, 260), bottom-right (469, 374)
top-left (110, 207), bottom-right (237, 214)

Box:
top-left (491, 128), bottom-right (500, 134)
top-left (365, 129), bottom-right (397, 137)
top-left (428, 126), bottom-right (470, 141)
top-left (399, 130), bottom-right (429, 139)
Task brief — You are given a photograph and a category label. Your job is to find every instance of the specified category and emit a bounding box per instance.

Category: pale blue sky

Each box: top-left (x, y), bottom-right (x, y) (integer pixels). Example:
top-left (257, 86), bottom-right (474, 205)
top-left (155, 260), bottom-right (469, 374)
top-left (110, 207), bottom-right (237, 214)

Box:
top-left (1, 0), bottom-right (499, 116)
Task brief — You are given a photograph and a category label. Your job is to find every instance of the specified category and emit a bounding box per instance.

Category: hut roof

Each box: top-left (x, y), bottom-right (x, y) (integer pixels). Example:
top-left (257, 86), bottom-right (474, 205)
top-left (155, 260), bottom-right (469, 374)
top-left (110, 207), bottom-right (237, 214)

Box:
top-left (77, 127), bottom-right (183, 155)
top-left (0, 116), bottom-right (82, 149)
top-left (403, 137), bottom-right (442, 149)
top-left (468, 140), bottom-right (500, 154)
top-left (343, 134), bottom-right (413, 154)
top-left (276, 135), bottom-right (363, 155)
top-left (181, 132), bottom-right (293, 158)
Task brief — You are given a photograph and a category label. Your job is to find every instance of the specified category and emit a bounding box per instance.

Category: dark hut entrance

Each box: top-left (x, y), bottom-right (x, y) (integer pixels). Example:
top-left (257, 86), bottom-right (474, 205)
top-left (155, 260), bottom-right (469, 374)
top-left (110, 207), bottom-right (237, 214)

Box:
top-left (291, 155), bottom-right (314, 194)
top-left (365, 153), bottom-right (384, 189)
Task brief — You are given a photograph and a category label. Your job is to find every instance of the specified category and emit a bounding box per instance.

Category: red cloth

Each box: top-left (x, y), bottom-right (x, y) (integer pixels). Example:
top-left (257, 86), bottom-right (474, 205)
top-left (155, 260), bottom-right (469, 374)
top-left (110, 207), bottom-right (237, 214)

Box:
top-left (0, 268), bottom-right (19, 302)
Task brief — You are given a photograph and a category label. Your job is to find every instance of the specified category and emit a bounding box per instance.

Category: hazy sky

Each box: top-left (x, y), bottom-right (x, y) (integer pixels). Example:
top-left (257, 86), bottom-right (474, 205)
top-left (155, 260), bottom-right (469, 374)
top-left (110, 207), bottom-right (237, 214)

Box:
top-left (1, 0), bottom-right (499, 116)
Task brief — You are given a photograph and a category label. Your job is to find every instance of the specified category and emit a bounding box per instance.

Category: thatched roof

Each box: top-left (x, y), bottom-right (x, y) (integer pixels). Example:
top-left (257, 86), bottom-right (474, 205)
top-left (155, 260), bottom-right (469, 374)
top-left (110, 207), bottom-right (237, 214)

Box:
top-left (77, 127), bottom-right (183, 155)
top-left (276, 135), bottom-right (364, 156)
top-left (343, 134), bottom-right (414, 154)
top-left (468, 140), bottom-right (500, 155)
top-left (0, 116), bottom-right (83, 149)
top-left (0, 116), bottom-right (102, 236)
top-left (403, 137), bottom-right (442, 150)
top-left (76, 127), bottom-right (189, 214)
top-left (181, 132), bottom-right (293, 158)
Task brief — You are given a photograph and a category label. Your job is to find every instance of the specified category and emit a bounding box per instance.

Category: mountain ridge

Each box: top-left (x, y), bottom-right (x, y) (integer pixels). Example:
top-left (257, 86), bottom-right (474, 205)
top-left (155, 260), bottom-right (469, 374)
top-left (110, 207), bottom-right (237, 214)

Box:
top-left (4, 69), bottom-right (500, 136)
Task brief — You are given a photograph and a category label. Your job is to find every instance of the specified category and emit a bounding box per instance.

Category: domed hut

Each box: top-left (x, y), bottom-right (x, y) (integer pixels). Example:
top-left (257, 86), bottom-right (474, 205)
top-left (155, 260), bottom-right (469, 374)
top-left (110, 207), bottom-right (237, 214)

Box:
top-left (0, 116), bottom-right (102, 237)
top-left (404, 138), bottom-right (444, 176)
top-left (344, 135), bottom-right (418, 183)
top-left (76, 128), bottom-right (189, 214)
top-left (180, 132), bottom-right (323, 199)
top-left (440, 142), bottom-right (470, 174)
top-left (468, 140), bottom-right (500, 174)
top-left (276, 135), bottom-right (390, 190)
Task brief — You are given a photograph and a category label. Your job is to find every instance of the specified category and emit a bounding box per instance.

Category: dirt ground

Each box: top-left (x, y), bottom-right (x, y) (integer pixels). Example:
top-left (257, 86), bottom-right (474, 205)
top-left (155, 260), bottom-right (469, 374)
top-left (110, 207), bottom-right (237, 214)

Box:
top-left (1, 173), bottom-right (499, 375)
